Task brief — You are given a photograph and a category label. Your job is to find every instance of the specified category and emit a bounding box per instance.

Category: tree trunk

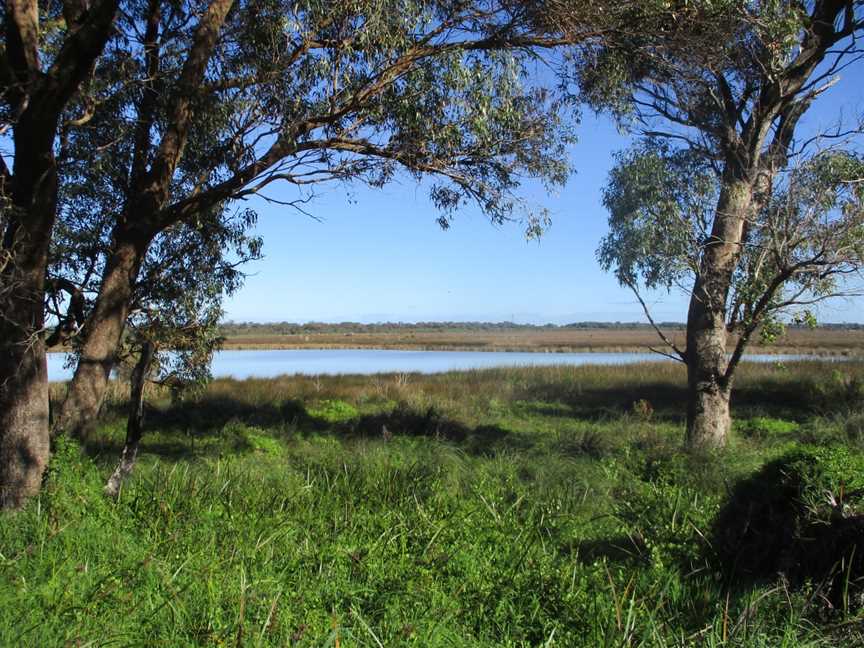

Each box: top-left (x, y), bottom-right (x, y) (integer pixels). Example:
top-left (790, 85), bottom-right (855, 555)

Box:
top-left (105, 340), bottom-right (154, 498)
top-left (0, 115), bottom-right (61, 508)
top-left (54, 230), bottom-right (151, 439)
top-left (684, 177), bottom-right (753, 449)
top-left (685, 317), bottom-right (733, 449)
top-left (0, 284), bottom-right (51, 509)
top-left (0, 0), bottom-right (120, 508)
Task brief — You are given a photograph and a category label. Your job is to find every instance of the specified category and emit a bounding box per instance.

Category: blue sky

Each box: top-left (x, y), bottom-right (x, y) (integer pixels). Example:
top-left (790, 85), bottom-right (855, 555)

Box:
top-left (224, 62), bottom-right (864, 325)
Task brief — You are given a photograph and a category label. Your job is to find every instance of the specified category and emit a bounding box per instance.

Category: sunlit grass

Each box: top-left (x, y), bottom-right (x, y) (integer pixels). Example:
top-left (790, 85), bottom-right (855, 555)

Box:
top-left (7, 361), bottom-right (864, 646)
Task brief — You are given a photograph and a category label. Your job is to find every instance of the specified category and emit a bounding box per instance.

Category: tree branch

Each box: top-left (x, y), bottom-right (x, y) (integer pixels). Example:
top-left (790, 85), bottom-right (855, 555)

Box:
top-left (624, 278), bottom-right (686, 362)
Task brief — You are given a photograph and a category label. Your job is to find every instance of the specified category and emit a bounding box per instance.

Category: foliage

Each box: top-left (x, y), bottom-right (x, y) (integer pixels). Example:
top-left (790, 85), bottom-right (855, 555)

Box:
top-left (130, 208), bottom-right (262, 397)
top-left (55, 0), bottom-right (579, 236)
top-left (599, 144), bottom-right (864, 342)
top-left (729, 151), bottom-right (864, 338)
top-left (598, 140), bottom-right (716, 290)
top-left (53, 202), bottom-right (262, 397)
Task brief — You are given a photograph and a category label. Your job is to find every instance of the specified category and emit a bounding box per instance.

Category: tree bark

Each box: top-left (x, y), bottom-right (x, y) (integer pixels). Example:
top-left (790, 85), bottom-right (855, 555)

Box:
top-left (54, 229), bottom-right (152, 439)
top-left (0, 333), bottom-right (49, 510)
top-left (0, 233), bottom-right (51, 509)
top-left (0, 92), bottom-right (64, 510)
top-left (685, 322), bottom-right (733, 450)
top-left (684, 177), bottom-right (753, 449)
top-left (105, 340), bottom-right (154, 498)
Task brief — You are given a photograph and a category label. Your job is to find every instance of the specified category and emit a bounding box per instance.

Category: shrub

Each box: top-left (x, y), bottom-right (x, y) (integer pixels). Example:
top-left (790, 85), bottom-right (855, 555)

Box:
top-left (307, 398), bottom-right (359, 423)
top-left (631, 398), bottom-right (654, 421)
top-left (221, 420), bottom-right (283, 455)
top-left (713, 445), bottom-right (864, 611)
top-left (737, 416), bottom-right (798, 441)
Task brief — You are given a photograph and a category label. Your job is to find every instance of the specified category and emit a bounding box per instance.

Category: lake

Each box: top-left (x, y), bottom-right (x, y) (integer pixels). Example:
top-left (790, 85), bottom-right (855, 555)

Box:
top-left (46, 348), bottom-right (823, 382)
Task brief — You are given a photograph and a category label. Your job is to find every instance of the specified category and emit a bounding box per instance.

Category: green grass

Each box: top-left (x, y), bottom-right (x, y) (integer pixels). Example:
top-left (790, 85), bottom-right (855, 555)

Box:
top-left (5, 361), bottom-right (864, 646)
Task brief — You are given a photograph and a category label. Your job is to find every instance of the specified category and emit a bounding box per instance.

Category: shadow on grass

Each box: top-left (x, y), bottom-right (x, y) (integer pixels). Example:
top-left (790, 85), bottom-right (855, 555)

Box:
top-left (337, 407), bottom-right (531, 455)
top-left (570, 535), bottom-right (649, 566)
top-left (148, 395), bottom-right (316, 432)
top-left (83, 395), bottom-right (319, 462)
top-left (518, 383), bottom-right (687, 423)
top-left (84, 395), bottom-right (528, 462)
top-left (516, 380), bottom-right (820, 424)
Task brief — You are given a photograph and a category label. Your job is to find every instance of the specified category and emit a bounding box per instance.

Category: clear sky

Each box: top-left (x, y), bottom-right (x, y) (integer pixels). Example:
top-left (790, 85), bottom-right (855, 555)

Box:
top-left (224, 61), bottom-right (864, 325)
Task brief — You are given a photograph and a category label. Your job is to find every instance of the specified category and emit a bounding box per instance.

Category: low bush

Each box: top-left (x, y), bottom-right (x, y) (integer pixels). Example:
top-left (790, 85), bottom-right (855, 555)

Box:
top-left (307, 398), bottom-right (359, 423)
top-left (713, 445), bottom-right (864, 612)
top-left (737, 416), bottom-right (799, 441)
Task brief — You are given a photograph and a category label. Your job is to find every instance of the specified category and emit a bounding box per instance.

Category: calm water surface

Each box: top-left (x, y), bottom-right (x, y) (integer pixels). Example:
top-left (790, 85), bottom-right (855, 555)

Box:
top-left (46, 348), bottom-right (822, 382)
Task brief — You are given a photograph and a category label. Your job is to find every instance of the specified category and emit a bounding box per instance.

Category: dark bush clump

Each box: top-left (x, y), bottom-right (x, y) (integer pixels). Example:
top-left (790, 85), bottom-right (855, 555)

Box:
top-left (713, 445), bottom-right (864, 611)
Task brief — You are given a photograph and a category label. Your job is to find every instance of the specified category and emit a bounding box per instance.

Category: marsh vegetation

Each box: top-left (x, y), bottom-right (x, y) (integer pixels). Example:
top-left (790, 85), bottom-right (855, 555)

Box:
top-left (3, 361), bottom-right (864, 645)
top-left (216, 324), bottom-right (864, 355)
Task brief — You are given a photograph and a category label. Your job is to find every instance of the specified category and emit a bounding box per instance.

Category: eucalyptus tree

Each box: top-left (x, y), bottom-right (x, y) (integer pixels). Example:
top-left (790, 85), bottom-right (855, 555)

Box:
top-left (599, 141), bottom-right (864, 427)
top-left (52, 0), bottom-right (611, 438)
top-left (578, 0), bottom-right (864, 448)
top-left (1, 0), bottom-right (120, 508)
top-left (100, 205), bottom-right (260, 497)
top-left (1, 0), bottom-right (612, 508)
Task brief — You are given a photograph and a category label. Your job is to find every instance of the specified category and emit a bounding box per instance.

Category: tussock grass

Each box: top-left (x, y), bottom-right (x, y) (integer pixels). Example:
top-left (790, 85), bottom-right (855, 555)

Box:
top-left (4, 361), bottom-right (864, 646)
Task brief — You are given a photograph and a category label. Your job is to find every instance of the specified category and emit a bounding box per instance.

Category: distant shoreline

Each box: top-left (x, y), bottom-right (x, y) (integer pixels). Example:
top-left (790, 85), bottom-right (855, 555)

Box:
top-left (47, 326), bottom-right (864, 357)
top-left (216, 326), bottom-right (864, 356)
top-left (215, 342), bottom-right (859, 356)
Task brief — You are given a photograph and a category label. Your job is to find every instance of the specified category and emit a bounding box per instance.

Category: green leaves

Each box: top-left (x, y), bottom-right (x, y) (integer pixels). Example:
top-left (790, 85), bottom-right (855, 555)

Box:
top-left (597, 140), bottom-right (716, 291)
top-left (127, 205), bottom-right (263, 397)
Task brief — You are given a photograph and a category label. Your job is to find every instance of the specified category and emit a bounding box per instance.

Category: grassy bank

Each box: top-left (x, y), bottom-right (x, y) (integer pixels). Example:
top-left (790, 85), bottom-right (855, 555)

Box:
top-left (4, 362), bottom-right (864, 646)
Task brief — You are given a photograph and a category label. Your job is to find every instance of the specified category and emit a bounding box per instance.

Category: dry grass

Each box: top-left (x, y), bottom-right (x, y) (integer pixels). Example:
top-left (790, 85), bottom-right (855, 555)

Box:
top-left (221, 326), bottom-right (864, 354)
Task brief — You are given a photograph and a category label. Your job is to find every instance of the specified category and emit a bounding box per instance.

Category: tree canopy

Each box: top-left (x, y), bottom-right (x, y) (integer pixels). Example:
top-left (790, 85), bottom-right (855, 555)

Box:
top-left (49, 0), bottom-right (592, 441)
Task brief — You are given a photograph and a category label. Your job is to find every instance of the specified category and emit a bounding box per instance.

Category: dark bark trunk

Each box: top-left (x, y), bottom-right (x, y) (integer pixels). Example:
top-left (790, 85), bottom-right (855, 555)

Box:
top-left (0, 276), bottom-right (51, 509)
top-left (105, 340), bottom-right (154, 498)
top-left (684, 178), bottom-right (753, 450)
top-left (0, 0), bottom-right (120, 508)
top-left (54, 229), bottom-right (152, 439)
top-left (0, 114), bottom-right (60, 508)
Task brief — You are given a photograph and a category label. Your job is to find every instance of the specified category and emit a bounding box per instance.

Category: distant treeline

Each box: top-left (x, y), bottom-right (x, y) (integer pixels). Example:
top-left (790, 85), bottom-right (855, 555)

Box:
top-left (219, 321), bottom-right (864, 336)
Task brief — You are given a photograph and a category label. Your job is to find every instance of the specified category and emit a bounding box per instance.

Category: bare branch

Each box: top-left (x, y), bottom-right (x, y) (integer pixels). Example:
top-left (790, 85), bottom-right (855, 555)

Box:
top-left (624, 279), bottom-right (686, 362)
